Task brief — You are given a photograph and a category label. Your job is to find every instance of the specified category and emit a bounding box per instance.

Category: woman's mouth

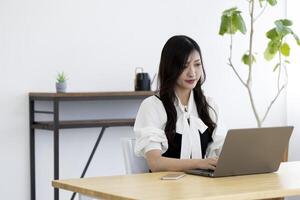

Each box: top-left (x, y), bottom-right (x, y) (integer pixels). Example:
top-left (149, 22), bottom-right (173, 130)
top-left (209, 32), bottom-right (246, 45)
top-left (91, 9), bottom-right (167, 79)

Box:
top-left (185, 80), bottom-right (196, 84)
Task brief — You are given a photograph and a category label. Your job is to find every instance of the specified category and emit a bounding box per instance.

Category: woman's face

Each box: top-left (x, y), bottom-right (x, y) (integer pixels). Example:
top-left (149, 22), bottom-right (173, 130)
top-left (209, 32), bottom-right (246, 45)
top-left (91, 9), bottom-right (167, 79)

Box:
top-left (175, 50), bottom-right (202, 93)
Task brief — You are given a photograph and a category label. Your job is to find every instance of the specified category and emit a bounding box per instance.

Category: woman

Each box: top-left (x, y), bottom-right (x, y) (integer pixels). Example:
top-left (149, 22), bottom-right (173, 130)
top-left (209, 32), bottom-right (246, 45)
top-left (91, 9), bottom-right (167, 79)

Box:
top-left (134, 35), bottom-right (226, 172)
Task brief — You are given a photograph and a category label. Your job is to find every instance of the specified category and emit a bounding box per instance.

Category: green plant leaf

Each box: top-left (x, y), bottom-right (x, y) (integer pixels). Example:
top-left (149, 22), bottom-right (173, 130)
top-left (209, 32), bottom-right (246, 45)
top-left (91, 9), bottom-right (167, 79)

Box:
top-left (280, 19), bottom-right (293, 26)
top-left (230, 23), bottom-right (238, 34)
top-left (223, 7), bottom-right (238, 16)
top-left (242, 54), bottom-right (256, 65)
top-left (284, 60), bottom-right (290, 64)
top-left (265, 19), bottom-right (299, 60)
top-left (292, 32), bottom-right (300, 46)
top-left (219, 7), bottom-right (245, 35)
top-left (56, 72), bottom-right (67, 83)
top-left (219, 15), bottom-right (230, 35)
top-left (273, 63), bottom-right (280, 72)
top-left (267, 40), bottom-right (281, 54)
top-left (275, 20), bottom-right (292, 37)
top-left (267, 0), bottom-right (277, 6)
top-left (232, 13), bottom-right (247, 34)
top-left (264, 48), bottom-right (276, 61)
top-left (266, 28), bottom-right (279, 40)
top-left (280, 43), bottom-right (290, 57)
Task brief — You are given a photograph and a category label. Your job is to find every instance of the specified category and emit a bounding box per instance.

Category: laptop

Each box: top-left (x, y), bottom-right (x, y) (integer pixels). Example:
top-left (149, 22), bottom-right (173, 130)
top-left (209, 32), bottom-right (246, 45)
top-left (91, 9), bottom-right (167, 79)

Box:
top-left (185, 126), bottom-right (293, 177)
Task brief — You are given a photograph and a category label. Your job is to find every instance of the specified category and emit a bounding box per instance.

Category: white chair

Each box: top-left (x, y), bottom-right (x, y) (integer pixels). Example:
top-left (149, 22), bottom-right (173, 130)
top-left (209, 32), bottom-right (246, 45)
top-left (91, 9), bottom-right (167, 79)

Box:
top-left (121, 138), bottom-right (149, 174)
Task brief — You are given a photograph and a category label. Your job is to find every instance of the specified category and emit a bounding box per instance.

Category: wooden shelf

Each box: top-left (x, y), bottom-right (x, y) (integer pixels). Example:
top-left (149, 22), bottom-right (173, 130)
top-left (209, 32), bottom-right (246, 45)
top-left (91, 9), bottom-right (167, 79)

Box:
top-left (33, 119), bottom-right (135, 130)
top-left (29, 91), bottom-right (155, 101)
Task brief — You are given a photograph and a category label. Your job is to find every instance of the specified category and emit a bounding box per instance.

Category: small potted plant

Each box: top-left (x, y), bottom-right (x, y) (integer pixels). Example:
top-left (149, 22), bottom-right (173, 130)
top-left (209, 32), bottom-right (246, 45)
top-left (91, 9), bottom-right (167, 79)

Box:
top-left (56, 72), bottom-right (67, 93)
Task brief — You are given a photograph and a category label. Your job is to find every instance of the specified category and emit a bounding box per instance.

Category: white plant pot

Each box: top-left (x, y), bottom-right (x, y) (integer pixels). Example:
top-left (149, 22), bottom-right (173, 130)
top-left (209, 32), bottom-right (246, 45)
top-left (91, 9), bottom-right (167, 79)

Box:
top-left (56, 82), bottom-right (66, 93)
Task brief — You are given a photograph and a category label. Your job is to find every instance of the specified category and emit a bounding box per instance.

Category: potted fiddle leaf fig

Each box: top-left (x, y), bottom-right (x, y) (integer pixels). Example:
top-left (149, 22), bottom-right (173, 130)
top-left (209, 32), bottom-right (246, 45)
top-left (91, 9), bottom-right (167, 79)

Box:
top-left (56, 72), bottom-right (67, 93)
top-left (218, 0), bottom-right (300, 127)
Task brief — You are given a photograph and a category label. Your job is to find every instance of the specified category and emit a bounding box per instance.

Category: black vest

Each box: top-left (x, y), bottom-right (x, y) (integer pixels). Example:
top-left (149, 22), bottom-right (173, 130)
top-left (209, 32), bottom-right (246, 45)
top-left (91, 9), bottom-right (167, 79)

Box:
top-left (155, 95), bottom-right (213, 159)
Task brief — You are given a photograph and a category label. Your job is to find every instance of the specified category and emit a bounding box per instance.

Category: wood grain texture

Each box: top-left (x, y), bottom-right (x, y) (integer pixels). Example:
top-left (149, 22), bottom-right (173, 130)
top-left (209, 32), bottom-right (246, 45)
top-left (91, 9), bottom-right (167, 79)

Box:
top-left (29, 91), bottom-right (155, 101)
top-left (52, 161), bottom-right (300, 200)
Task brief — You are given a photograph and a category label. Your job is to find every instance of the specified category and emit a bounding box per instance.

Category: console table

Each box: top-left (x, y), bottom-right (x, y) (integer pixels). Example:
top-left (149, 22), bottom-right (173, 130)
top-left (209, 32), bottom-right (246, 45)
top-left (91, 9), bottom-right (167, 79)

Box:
top-left (29, 91), bottom-right (154, 200)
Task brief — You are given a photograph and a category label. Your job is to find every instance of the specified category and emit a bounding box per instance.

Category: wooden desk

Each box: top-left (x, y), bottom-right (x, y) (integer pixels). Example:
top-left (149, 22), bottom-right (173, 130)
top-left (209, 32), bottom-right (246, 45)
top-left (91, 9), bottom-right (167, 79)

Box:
top-left (29, 91), bottom-right (154, 200)
top-left (52, 161), bottom-right (300, 200)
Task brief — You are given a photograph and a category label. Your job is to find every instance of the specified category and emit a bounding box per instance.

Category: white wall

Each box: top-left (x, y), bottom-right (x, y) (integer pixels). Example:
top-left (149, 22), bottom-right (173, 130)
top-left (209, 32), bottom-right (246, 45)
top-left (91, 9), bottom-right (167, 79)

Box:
top-left (287, 1), bottom-right (300, 162)
top-left (0, 0), bottom-right (289, 200)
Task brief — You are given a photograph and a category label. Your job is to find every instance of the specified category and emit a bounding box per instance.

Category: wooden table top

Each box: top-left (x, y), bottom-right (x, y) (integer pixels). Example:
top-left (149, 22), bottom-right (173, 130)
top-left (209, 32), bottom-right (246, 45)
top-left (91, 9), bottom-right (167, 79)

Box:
top-left (52, 161), bottom-right (300, 200)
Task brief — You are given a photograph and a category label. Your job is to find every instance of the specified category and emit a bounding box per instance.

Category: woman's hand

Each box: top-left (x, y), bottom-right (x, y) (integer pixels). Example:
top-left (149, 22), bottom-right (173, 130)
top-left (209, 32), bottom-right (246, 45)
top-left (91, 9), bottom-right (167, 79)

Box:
top-left (196, 157), bottom-right (218, 170)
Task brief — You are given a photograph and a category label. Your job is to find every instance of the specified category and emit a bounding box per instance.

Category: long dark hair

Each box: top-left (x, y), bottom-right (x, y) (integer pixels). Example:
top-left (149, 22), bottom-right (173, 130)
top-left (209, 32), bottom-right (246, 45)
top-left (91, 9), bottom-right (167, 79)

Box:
top-left (158, 35), bottom-right (216, 149)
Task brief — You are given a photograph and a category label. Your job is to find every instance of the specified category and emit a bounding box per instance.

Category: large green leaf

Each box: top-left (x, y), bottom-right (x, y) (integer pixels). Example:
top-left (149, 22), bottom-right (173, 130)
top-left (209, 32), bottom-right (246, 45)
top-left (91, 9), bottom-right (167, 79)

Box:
top-left (264, 40), bottom-right (280, 61)
top-left (232, 13), bottom-right (246, 34)
top-left (219, 7), bottom-right (245, 36)
top-left (242, 53), bottom-right (256, 65)
top-left (230, 24), bottom-right (238, 34)
top-left (279, 19), bottom-right (293, 26)
top-left (275, 20), bottom-right (292, 37)
top-left (219, 15), bottom-right (230, 35)
top-left (266, 28), bottom-right (279, 40)
top-left (264, 48), bottom-right (276, 61)
top-left (267, 0), bottom-right (277, 6)
top-left (223, 7), bottom-right (238, 16)
top-left (267, 40), bottom-right (281, 54)
top-left (280, 43), bottom-right (290, 57)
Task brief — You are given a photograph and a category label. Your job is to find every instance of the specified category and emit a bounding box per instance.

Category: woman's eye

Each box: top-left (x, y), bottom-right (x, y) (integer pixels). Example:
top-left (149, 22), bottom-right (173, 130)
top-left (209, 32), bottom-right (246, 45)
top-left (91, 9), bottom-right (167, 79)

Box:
top-left (195, 63), bottom-right (201, 67)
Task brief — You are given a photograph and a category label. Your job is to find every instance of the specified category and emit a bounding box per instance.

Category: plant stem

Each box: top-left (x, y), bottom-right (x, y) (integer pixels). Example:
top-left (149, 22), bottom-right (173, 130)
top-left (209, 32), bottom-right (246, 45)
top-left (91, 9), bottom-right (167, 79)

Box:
top-left (247, 0), bottom-right (254, 85)
top-left (254, 1), bottom-right (268, 22)
top-left (228, 12), bottom-right (246, 86)
top-left (246, 85), bottom-right (261, 127)
top-left (228, 59), bottom-right (247, 87)
top-left (277, 52), bottom-right (282, 91)
top-left (284, 62), bottom-right (289, 85)
top-left (247, 0), bottom-right (261, 127)
top-left (230, 32), bottom-right (233, 59)
top-left (261, 51), bottom-right (287, 124)
top-left (261, 85), bottom-right (285, 124)
top-left (228, 13), bottom-right (246, 87)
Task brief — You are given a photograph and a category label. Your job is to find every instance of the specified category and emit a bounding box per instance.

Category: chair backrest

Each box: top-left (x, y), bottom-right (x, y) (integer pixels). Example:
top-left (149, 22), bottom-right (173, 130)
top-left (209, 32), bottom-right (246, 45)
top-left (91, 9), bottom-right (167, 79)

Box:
top-left (121, 138), bottom-right (149, 174)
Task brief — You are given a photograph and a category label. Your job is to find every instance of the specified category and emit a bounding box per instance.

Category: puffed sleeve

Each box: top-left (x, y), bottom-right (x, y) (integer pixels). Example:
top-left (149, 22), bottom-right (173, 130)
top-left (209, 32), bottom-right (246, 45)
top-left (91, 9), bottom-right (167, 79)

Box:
top-left (205, 97), bottom-right (227, 158)
top-left (134, 96), bottom-right (169, 157)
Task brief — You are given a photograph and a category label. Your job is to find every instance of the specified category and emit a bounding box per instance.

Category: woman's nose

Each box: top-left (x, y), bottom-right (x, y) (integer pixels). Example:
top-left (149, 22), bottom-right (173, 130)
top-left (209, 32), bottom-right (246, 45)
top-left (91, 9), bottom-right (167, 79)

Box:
top-left (188, 66), bottom-right (196, 76)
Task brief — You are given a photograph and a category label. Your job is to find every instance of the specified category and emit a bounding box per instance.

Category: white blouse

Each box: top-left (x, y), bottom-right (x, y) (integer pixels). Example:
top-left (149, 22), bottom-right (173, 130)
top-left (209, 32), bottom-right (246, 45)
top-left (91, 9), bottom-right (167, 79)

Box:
top-left (134, 91), bottom-right (227, 159)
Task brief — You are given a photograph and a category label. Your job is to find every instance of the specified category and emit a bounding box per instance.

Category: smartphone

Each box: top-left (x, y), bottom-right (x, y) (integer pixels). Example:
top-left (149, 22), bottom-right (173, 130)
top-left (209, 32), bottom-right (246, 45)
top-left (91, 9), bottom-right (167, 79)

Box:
top-left (160, 173), bottom-right (186, 180)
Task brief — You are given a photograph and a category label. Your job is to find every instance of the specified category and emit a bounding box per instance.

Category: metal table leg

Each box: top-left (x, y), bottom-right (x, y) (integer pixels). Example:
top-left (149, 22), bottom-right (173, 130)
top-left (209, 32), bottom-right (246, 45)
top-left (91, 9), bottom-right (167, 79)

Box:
top-left (70, 127), bottom-right (107, 200)
top-left (54, 100), bottom-right (59, 200)
top-left (30, 98), bottom-right (36, 200)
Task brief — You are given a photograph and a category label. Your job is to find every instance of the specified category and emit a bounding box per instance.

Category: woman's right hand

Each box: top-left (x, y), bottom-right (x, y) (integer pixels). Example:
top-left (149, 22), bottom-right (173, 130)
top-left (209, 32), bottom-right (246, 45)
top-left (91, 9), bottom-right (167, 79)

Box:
top-left (196, 157), bottom-right (218, 170)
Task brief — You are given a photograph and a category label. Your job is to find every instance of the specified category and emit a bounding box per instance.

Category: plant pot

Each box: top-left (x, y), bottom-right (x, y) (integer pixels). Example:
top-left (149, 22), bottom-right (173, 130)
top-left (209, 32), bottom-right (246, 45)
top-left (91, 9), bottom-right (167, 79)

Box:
top-left (56, 82), bottom-right (66, 93)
